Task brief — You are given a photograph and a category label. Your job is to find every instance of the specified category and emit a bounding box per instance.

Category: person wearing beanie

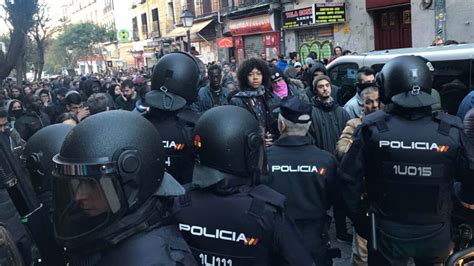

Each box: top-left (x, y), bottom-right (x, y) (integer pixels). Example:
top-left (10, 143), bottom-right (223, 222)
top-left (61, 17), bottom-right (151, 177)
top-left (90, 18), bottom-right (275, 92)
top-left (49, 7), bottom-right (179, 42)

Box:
top-left (303, 63), bottom-right (342, 105)
top-left (309, 74), bottom-right (351, 245)
top-left (309, 75), bottom-right (349, 153)
top-left (270, 66), bottom-right (308, 102)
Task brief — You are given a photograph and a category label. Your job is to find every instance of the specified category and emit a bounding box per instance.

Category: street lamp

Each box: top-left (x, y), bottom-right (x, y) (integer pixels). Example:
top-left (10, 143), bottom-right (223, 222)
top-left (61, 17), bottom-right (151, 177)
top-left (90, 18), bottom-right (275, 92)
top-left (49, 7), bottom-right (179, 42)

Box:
top-left (181, 10), bottom-right (194, 52)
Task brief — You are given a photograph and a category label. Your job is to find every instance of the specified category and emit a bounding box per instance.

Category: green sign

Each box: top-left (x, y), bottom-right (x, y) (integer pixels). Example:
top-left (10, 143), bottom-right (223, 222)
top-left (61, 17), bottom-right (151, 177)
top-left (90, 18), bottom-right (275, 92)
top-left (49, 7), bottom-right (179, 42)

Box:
top-left (314, 3), bottom-right (346, 24)
top-left (118, 29), bottom-right (130, 41)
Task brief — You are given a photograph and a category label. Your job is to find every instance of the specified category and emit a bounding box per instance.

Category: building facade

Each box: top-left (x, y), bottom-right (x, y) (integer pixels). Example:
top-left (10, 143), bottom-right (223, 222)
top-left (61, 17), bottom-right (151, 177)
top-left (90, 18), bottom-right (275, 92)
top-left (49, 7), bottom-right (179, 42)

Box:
top-left (58, 0), bottom-right (473, 72)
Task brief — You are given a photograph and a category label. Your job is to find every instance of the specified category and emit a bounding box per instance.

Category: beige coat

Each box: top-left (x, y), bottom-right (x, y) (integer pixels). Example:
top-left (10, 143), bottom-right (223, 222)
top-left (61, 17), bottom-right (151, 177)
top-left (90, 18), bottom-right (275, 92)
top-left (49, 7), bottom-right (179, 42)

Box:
top-left (335, 117), bottom-right (362, 160)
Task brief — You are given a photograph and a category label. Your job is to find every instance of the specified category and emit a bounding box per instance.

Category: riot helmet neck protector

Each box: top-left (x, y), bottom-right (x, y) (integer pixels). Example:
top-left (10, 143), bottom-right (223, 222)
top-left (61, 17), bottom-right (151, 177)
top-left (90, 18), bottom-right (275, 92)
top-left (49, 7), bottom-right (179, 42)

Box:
top-left (146, 52), bottom-right (204, 111)
top-left (192, 106), bottom-right (265, 187)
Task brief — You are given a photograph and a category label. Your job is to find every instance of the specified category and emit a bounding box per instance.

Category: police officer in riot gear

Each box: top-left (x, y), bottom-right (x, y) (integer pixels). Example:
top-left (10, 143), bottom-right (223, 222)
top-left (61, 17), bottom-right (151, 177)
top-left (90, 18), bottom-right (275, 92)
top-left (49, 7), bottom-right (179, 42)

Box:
top-left (22, 124), bottom-right (73, 218)
top-left (52, 110), bottom-right (196, 265)
top-left (266, 96), bottom-right (338, 265)
top-left (144, 52), bottom-right (203, 184)
top-left (173, 105), bottom-right (314, 266)
top-left (339, 55), bottom-right (474, 265)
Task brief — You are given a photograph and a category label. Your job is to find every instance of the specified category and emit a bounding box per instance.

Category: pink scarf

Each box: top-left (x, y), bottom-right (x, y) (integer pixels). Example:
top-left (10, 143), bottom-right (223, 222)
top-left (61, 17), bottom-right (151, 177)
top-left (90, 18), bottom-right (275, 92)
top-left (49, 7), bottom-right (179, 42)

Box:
top-left (272, 80), bottom-right (288, 98)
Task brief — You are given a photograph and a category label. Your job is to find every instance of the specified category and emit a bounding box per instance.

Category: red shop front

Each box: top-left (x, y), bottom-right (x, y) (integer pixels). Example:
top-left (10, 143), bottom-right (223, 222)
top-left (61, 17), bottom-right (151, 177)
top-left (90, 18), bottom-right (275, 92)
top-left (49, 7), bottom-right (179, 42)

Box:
top-left (228, 14), bottom-right (280, 63)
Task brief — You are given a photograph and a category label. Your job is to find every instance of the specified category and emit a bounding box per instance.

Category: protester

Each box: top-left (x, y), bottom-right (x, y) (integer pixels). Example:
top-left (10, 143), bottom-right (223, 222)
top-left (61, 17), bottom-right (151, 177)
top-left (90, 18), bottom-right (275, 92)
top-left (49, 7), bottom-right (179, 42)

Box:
top-left (343, 67), bottom-right (376, 119)
top-left (14, 94), bottom-right (51, 141)
top-left (230, 58), bottom-right (280, 144)
top-left (336, 85), bottom-right (381, 265)
top-left (115, 79), bottom-right (137, 111)
top-left (191, 64), bottom-right (229, 113)
top-left (270, 66), bottom-right (308, 102)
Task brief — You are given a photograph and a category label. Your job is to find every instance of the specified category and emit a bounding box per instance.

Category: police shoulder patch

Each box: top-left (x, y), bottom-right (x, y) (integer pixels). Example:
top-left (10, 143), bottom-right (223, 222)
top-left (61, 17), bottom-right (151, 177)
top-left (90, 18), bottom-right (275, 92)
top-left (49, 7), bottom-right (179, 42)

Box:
top-left (248, 185), bottom-right (285, 208)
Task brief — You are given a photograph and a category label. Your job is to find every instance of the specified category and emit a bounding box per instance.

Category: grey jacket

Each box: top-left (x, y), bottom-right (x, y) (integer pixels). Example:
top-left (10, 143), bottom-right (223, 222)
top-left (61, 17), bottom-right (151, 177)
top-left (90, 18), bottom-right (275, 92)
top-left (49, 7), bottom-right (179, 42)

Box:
top-left (343, 93), bottom-right (363, 119)
top-left (191, 85), bottom-right (230, 113)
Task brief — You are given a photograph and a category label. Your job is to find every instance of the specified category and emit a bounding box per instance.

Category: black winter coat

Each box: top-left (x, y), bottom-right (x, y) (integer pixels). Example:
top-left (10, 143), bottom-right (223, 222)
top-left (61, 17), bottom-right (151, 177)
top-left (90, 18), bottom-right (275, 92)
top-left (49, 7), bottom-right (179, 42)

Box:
top-left (309, 98), bottom-right (350, 153)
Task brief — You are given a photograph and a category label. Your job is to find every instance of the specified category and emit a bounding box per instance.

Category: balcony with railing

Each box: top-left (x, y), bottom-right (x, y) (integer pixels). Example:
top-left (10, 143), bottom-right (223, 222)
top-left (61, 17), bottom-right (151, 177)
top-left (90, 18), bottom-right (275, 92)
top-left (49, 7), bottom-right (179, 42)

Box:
top-left (133, 30), bottom-right (140, 41)
top-left (237, 0), bottom-right (271, 8)
top-left (190, 0), bottom-right (272, 18)
top-left (141, 24), bottom-right (149, 39)
top-left (151, 21), bottom-right (161, 38)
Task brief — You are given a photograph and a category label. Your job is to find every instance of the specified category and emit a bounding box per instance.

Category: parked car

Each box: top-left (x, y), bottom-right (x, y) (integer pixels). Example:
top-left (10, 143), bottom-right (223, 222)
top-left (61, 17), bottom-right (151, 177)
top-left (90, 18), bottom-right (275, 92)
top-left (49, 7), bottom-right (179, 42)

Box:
top-left (326, 43), bottom-right (474, 114)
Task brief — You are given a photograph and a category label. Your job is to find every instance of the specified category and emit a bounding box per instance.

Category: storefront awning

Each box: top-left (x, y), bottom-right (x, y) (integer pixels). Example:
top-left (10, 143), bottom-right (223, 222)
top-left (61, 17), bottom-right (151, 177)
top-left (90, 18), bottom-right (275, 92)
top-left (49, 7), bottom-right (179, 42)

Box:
top-left (167, 19), bottom-right (214, 38)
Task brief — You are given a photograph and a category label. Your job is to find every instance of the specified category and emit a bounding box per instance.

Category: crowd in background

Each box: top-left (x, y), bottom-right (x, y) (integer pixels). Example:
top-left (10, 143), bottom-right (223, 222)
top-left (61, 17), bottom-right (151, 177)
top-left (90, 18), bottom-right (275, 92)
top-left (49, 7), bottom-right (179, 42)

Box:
top-left (1, 42), bottom-right (473, 152)
top-left (0, 40), bottom-right (474, 265)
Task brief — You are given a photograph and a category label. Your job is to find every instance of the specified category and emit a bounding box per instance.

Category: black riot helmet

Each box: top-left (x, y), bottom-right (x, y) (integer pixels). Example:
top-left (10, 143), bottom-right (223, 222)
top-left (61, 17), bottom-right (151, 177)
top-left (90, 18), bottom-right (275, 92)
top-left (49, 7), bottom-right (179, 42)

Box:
top-left (22, 124), bottom-right (73, 201)
top-left (146, 52), bottom-right (203, 111)
top-left (52, 110), bottom-right (184, 246)
top-left (378, 55), bottom-right (436, 108)
top-left (193, 106), bottom-right (265, 185)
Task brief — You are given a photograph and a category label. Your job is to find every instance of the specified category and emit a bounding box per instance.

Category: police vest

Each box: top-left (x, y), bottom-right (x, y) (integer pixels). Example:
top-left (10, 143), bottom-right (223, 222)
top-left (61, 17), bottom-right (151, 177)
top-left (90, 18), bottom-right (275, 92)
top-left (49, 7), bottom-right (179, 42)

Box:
top-left (266, 136), bottom-right (335, 221)
top-left (144, 110), bottom-right (196, 184)
top-left (174, 184), bottom-right (285, 266)
top-left (68, 225), bottom-right (196, 266)
top-left (363, 111), bottom-right (462, 224)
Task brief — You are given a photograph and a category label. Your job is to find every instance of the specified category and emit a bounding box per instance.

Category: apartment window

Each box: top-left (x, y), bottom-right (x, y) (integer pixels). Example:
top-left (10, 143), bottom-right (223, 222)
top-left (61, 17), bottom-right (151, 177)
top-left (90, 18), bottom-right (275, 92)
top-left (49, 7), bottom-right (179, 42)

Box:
top-left (167, 2), bottom-right (175, 24)
top-left (132, 17), bottom-right (139, 41)
top-left (202, 0), bottom-right (211, 15)
top-left (141, 13), bottom-right (148, 39)
top-left (151, 8), bottom-right (160, 36)
top-left (220, 0), bottom-right (229, 11)
top-left (186, 0), bottom-right (195, 15)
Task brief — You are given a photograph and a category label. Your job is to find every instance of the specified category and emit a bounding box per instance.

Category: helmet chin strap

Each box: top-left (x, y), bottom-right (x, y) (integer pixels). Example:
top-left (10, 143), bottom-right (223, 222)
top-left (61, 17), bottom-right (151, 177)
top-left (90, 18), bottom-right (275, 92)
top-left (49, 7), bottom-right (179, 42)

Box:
top-left (160, 86), bottom-right (174, 110)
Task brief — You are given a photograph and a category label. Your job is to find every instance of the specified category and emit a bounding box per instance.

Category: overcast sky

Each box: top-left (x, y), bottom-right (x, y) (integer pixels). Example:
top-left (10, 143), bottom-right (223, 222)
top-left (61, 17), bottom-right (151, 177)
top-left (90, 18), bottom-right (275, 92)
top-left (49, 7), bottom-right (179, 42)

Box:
top-left (0, 0), bottom-right (61, 35)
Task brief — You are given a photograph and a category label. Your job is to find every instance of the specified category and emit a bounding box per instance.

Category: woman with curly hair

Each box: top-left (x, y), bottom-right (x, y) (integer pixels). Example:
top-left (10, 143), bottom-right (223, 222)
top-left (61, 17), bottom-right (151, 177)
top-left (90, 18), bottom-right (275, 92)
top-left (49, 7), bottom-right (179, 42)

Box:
top-left (229, 58), bottom-right (280, 143)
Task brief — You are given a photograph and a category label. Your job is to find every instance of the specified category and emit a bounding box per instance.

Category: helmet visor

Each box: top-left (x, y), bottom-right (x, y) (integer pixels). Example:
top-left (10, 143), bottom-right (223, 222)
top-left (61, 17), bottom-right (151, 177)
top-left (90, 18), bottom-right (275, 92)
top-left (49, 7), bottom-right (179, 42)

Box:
top-left (53, 174), bottom-right (123, 240)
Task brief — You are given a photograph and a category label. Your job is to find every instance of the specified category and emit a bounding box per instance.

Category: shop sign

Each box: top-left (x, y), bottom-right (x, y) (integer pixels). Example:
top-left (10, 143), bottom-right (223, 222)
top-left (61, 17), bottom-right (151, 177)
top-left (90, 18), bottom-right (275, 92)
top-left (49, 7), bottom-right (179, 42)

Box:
top-left (314, 3), bottom-right (346, 24)
top-left (283, 7), bottom-right (315, 29)
top-left (217, 37), bottom-right (234, 48)
top-left (228, 15), bottom-right (273, 35)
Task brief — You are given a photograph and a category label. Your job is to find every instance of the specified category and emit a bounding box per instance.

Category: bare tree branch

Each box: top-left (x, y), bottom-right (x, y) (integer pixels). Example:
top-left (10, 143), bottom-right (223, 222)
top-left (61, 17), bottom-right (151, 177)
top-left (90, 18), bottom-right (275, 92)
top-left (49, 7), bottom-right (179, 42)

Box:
top-left (29, 1), bottom-right (58, 80)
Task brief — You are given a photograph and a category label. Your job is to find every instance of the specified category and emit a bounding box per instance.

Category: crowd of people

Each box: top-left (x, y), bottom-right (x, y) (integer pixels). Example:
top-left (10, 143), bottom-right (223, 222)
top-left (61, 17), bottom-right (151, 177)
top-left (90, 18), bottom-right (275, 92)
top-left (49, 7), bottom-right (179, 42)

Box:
top-left (0, 47), bottom-right (473, 266)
